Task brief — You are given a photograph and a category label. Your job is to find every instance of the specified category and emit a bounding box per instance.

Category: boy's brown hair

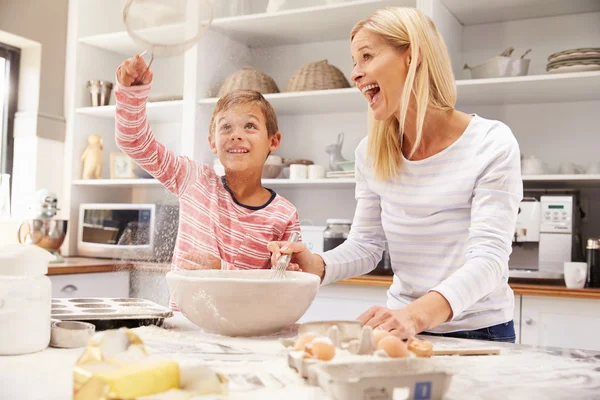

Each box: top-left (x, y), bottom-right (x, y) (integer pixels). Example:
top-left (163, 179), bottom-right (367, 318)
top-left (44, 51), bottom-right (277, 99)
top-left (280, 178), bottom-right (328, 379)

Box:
top-left (209, 90), bottom-right (279, 137)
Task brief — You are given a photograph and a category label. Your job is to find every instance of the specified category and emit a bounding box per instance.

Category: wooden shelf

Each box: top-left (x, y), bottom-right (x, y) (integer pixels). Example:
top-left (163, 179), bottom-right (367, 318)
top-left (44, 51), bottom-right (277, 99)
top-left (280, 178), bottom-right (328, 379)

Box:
top-left (199, 71), bottom-right (600, 114)
top-left (78, 0), bottom-right (412, 53)
top-left (210, 0), bottom-right (414, 47)
top-left (441, 0), bottom-right (600, 25)
top-left (75, 100), bottom-right (183, 122)
top-left (456, 71), bottom-right (600, 106)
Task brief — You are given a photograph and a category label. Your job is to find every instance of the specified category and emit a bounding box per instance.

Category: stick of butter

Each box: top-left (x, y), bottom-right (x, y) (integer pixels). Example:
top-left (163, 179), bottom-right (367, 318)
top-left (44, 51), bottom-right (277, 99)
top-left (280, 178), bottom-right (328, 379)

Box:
top-left (73, 328), bottom-right (227, 399)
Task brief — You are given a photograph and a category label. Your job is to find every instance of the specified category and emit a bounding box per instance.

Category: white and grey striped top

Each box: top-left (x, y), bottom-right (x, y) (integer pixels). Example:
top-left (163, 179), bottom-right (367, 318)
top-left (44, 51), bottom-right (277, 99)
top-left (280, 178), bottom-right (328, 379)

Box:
top-left (320, 115), bottom-right (523, 333)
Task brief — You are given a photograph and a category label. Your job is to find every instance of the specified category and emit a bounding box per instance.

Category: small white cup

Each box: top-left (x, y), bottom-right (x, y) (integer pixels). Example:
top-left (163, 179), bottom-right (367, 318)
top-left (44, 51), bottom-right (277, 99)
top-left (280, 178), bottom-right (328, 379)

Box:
top-left (308, 164), bottom-right (325, 179)
top-left (564, 262), bottom-right (587, 289)
top-left (289, 164), bottom-right (308, 180)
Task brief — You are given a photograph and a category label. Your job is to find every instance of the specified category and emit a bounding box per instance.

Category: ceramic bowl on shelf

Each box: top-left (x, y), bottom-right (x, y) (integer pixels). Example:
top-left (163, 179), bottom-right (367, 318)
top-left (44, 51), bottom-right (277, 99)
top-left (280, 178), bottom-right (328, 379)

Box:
top-left (166, 269), bottom-right (320, 337)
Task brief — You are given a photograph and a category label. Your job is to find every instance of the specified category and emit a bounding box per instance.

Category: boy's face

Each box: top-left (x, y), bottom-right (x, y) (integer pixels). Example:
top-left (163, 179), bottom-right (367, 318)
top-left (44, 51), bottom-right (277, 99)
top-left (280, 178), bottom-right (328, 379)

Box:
top-left (209, 103), bottom-right (281, 174)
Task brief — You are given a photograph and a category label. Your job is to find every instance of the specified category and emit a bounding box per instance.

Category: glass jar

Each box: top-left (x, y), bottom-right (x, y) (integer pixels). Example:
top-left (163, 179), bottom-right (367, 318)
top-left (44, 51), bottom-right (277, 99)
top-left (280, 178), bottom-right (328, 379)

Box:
top-left (323, 219), bottom-right (351, 251)
top-left (586, 238), bottom-right (600, 288)
top-left (0, 244), bottom-right (54, 355)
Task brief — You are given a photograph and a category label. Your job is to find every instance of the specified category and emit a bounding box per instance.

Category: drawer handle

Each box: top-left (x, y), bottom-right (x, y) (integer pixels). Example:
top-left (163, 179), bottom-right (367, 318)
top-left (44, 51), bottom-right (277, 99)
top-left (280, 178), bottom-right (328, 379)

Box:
top-left (61, 284), bottom-right (77, 294)
top-left (525, 317), bottom-right (534, 326)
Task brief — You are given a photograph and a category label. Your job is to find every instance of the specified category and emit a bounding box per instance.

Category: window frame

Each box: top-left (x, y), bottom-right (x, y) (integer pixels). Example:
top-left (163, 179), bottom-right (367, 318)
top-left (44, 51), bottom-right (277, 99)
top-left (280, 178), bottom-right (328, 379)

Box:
top-left (0, 42), bottom-right (20, 179)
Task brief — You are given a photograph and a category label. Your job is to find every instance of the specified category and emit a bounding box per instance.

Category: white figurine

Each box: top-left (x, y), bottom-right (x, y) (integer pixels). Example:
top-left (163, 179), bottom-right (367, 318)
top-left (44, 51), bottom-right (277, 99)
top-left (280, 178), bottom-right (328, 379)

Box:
top-left (81, 134), bottom-right (103, 179)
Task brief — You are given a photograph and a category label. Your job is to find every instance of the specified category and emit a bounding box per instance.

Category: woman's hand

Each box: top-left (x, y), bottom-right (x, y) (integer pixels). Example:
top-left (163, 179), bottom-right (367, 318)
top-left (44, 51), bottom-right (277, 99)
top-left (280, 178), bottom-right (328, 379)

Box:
top-left (117, 54), bottom-right (153, 87)
top-left (357, 305), bottom-right (418, 339)
top-left (267, 241), bottom-right (325, 280)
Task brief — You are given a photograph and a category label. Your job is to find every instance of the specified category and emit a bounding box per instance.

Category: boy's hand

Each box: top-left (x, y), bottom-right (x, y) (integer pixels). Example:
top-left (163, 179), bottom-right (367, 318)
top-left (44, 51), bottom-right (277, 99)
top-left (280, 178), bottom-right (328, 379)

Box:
top-left (267, 241), bottom-right (325, 280)
top-left (117, 54), bottom-right (153, 87)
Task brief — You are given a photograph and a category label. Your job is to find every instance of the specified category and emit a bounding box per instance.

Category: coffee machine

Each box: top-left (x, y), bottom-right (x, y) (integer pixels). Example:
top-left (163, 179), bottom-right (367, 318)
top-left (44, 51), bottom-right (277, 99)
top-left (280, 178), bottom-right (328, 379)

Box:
top-left (510, 194), bottom-right (582, 279)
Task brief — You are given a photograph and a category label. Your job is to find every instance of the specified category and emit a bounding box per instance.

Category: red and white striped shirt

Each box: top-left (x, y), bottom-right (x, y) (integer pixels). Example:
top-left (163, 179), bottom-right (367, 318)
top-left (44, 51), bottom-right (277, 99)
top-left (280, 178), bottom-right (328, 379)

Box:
top-left (114, 81), bottom-right (301, 273)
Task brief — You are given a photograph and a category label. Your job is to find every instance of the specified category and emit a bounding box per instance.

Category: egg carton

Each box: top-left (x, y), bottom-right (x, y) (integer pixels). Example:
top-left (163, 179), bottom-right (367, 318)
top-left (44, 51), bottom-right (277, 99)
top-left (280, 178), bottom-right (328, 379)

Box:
top-left (308, 358), bottom-right (454, 400)
top-left (51, 297), bottom-right (173, 330)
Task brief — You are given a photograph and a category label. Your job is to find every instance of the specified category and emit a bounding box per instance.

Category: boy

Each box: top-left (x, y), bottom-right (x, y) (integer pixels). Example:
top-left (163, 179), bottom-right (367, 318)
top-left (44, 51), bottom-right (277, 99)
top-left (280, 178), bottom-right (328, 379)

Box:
top-left (115, 55), bottom-right (301, 273)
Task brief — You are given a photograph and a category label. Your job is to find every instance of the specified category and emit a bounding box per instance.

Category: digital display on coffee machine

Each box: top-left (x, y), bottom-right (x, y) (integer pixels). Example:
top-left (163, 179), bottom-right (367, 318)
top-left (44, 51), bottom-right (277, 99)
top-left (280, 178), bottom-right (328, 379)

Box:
top-left (548, 205), bottom-right (564, 209)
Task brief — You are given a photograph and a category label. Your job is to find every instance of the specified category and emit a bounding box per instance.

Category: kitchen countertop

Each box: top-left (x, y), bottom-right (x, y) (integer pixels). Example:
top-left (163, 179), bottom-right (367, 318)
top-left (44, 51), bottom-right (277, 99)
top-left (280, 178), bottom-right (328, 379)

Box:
top-left (47, 257), bottom-right (600, 300)
top-left (1, 313), bottom-right (600, 399)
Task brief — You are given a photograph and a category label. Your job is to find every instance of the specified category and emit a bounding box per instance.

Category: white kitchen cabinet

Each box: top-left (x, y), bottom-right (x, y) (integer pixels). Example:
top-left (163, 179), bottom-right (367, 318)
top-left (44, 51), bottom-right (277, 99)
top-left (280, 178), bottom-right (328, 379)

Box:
top-left (520, 295), bottom-right (600, 351)
top-left (513, 294), bottom-right (521, 344)
top-left (299, 283), bottom-right (388, 323)
top-left (50, 271), bottom-right (130, 298)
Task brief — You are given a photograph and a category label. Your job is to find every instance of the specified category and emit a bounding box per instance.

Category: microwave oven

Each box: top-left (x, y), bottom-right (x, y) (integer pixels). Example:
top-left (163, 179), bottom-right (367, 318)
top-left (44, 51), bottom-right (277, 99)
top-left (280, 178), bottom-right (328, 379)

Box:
top-left (77, 203), bottom-right (179, 261)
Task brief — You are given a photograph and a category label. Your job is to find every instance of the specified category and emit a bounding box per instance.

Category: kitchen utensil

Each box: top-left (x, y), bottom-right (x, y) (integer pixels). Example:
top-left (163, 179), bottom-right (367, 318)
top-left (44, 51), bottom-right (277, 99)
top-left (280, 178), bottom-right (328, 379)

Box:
top-left (50, 298), bottom-right (173, 331)
top-left (18, 189), bottom-right (68, 262)
top-left (463, 47), bottom-right (531, 79)
top-left (50, 320), bottom-right (96, 348)
top-left (122, 0), bottom-right (214, 85)
top-left (271, 231), bottom-right (300, 279)
top-left (585, 238), bottom-right (600, 288)
top-left (86, 80), bottom-right (113, 107)
top-left (564, 262), bottom-right (587, 289)
top-left (166, 269), bottom-right (320, 336)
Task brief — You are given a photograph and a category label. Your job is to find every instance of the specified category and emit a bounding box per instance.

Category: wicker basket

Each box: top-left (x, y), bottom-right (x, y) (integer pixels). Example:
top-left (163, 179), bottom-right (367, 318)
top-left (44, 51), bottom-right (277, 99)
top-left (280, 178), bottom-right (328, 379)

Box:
top-left (217, 66), bottom-right (280, 97)
top-left (285, 60), bottom-right (351, 92)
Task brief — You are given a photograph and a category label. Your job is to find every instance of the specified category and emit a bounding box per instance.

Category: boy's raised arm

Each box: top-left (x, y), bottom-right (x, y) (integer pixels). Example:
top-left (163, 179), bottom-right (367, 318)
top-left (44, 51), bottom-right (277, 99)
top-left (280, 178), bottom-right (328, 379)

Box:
top-left (114, 56), bottom-right (197, 196)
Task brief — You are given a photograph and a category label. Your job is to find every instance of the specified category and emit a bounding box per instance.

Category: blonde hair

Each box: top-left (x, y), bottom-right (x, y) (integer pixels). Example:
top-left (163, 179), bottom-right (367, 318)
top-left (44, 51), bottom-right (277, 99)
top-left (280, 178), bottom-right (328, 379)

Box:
top-left (209, 89), bottom-right (279, 137)
top-left (351, 7), bottom-right (456, 180)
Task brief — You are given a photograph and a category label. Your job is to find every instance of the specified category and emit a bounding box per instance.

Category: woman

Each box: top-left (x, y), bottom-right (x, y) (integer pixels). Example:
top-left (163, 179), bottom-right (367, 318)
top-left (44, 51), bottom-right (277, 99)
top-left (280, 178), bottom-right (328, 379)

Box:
top-left (268, 7), bottom-right (523, 342)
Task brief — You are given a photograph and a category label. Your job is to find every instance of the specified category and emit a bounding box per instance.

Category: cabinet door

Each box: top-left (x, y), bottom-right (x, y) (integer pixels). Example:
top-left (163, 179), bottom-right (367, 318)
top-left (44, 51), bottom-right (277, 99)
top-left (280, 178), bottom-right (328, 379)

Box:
top-left (299, 284), bottom-right (389, 323)
top-left (50, 271), bottom-right (130, 298)
top-left (521, 295), bottom-right (600, 351)
top-left (513, 295), bottom-right (521, 344)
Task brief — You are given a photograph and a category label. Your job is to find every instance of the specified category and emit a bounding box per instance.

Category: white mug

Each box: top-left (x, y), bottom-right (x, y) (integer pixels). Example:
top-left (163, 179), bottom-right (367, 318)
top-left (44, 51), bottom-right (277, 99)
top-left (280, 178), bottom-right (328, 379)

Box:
top-left (564, 262), bottom-right (587, 289)
top-left (289, 164), bottom-right (308, 180)
top-left (308, 164), bottom-right (325, 179)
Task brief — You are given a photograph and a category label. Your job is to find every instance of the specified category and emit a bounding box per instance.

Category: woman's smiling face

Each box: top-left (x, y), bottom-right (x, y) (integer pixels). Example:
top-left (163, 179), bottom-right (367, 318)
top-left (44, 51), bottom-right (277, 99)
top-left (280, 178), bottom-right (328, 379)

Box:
top-left (350, 28), bottom-right (409, 121)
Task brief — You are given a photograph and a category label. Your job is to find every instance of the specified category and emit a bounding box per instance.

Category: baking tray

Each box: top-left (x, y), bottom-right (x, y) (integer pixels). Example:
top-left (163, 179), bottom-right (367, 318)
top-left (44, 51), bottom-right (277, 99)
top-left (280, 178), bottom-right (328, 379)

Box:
top-left (51, 297), bottom-right (173, 331)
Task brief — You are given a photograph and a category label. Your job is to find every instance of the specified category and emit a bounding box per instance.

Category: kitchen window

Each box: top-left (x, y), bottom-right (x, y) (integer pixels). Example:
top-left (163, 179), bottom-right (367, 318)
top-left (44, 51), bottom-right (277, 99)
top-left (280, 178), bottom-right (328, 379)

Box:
top-left (0, 42), bottom-right (19, 178)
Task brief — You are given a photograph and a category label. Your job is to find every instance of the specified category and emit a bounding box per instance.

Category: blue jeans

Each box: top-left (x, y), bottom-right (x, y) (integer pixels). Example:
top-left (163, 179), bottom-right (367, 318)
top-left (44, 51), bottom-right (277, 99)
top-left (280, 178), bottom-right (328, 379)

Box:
top-left (420, 320), bottom-right (516, 343)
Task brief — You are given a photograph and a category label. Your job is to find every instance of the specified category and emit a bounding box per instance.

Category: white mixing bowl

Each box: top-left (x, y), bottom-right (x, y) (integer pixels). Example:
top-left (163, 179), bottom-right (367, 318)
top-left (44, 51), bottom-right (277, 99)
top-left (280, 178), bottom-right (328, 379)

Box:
top-left (166, 269), bottom-right (320, 337)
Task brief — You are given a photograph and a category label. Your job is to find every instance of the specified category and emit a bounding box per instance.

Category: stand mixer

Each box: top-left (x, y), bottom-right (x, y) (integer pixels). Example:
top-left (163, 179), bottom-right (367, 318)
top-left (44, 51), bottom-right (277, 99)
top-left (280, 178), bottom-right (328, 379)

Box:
top-left (17, 189), bottom-right (68, 262)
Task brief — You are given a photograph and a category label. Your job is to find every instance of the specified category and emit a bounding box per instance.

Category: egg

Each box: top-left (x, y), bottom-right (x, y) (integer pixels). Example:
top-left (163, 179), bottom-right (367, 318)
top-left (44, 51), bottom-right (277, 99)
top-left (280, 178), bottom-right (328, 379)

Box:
top-left (372, 329), bottom-right (390, 346)
top-left (305, 337), bottom-right (336, 361)
top-left (294, 332), bottom-right (318, 351)
top-left (407, 337), bottom-right (434, 358)
top-left (376, 335), bottom-right (410, 358)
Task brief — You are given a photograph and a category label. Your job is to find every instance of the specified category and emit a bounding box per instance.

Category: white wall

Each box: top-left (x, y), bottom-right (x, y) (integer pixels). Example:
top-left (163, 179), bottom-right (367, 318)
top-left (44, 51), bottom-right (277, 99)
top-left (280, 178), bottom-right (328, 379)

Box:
top-left (0, 0), bottom-right (69, 218)
top-left (0, 0), bottom-right (68, 120)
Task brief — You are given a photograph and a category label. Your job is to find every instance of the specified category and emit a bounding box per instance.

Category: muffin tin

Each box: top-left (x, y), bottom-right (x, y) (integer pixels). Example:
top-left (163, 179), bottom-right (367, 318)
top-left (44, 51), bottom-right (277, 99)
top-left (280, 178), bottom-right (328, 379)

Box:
top-left (51, 298), bottom-right (173, 331)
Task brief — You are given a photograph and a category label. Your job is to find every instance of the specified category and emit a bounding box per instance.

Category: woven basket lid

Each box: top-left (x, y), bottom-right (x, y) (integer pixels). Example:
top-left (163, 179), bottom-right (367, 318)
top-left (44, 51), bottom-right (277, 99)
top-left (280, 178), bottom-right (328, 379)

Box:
top-left (218, 66), bottom-right (280, 97)
top-left (285, 60), bottom-right (350, 92)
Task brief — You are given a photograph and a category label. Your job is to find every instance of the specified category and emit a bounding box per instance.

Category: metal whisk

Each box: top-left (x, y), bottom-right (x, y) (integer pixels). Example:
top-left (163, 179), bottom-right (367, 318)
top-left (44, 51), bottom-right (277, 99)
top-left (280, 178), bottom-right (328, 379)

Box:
top-left (270, 231), bottom-right (300, 279)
